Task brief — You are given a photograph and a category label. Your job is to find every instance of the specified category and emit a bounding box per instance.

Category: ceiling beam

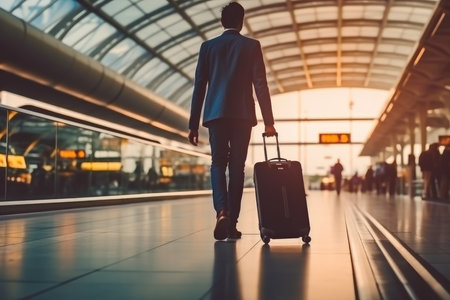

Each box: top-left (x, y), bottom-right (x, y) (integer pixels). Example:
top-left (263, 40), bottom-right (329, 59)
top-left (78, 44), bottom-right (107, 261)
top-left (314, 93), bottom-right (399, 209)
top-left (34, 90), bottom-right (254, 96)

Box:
top-left (243, 19), bottom-right (285, 93)
top-left (364, 0), bottom-right (393, 87)
top-left (286, 0), bottom-right (313, 88)
top-left (337, 0), bottom-right (343, 87)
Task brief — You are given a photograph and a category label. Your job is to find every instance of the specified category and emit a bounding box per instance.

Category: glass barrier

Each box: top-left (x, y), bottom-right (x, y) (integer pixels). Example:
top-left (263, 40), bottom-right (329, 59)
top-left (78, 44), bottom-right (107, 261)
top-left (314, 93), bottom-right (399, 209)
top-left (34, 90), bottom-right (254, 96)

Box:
top-left (0, 108), bottom-right (7, 200)
top-left (2, 106), bottom-right (211, 201)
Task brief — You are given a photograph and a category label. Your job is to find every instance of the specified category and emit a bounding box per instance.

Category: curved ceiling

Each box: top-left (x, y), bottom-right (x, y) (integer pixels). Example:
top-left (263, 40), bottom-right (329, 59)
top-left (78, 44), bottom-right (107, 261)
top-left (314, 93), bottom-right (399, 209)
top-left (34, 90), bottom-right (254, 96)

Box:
top-left (0, 0), bottom-right (439, 111)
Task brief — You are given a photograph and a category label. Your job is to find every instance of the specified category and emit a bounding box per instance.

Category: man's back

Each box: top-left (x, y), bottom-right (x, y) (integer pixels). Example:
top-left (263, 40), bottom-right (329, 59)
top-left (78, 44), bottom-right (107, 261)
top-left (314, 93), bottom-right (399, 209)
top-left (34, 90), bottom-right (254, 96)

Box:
top-left (190, 30), bottom-right (273, 129)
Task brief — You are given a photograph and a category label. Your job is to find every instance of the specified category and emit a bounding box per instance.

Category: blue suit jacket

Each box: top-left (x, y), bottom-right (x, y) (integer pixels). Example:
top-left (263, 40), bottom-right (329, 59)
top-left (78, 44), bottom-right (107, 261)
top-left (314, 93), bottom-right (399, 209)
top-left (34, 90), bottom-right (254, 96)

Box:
top-left (189, 30), bottom-right (274, 130)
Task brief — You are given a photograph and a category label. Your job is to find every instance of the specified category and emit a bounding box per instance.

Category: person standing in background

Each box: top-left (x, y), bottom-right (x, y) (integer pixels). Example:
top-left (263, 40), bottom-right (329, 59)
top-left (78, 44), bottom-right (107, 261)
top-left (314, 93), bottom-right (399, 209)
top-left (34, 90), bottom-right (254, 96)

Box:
top-left (332, 159), bottom-right (344, 195)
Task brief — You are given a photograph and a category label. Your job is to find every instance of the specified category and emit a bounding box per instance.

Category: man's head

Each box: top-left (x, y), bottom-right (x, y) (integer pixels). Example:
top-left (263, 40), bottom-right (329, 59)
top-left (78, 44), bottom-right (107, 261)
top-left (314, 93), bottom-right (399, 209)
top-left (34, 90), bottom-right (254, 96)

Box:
top-left (221, 2), bottom-right (244, 31)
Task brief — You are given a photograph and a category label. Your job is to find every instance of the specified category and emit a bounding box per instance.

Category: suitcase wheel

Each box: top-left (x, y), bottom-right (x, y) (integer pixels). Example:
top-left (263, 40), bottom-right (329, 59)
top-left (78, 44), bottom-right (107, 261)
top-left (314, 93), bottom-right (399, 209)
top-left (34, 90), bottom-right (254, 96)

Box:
top-left (261, 234), bottom-right (270, 244)
top-left (302, 236), bottom-right (311, 244)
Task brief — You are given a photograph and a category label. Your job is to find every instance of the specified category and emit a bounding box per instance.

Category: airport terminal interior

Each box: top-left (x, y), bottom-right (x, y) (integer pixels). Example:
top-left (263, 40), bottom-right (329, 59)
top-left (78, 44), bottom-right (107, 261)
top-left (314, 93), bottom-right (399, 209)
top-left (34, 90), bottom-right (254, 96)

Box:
top-left (0, 0), bottom-right (449, 299)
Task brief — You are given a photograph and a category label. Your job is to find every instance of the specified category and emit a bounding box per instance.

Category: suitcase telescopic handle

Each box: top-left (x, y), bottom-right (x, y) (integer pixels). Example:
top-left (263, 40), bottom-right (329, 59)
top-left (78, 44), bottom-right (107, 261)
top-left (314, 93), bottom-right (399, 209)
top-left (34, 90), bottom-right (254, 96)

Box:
top-left (262, 132), bottom-right (281, 161)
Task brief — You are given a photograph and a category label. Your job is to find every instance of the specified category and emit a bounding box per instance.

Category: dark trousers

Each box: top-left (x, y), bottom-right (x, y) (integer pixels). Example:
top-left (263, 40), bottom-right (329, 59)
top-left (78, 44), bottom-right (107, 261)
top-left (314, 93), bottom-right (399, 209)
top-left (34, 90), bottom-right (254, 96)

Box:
top-left (208, 119), bottom-right (252, 225)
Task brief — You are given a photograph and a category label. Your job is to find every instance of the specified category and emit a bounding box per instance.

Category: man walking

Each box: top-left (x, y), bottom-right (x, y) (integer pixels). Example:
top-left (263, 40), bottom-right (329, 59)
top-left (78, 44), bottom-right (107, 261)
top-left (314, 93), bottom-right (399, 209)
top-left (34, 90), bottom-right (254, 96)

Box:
top-left (188, 2), bottom-right (277, 240)
top-left (332, 159), bottom-right (344, 195)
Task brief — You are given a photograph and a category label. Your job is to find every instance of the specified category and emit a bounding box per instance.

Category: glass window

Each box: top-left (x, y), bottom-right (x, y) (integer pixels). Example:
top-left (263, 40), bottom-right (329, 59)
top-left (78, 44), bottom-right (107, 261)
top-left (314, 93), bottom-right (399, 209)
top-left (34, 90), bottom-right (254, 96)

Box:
top-left (31, 1), bottom-right (79, 32)
top-left (136, 0), bottom-right (168, 13)
top-left (132, 59), bottom-right (169, 87)
top-left (0, 108), bottom-right (7, 200)
top-left (155, 73), bottom-right (188, 98)
top-left (101, 39), bottom-right (139, 69)
top-left (295, 7), bottom-right (316, 23)
top-left (101, 1), bottom-right (131, 16)
top-left (8, 0), bottom-right (44, 21)
top-left (56, 124), bottom-right (93, 198)
top-left (74, 22), bottom-right (117, 54)
top-left (115, 5), bottom-right (144, 27)
top-left (121, 139), bottom-right (146, 193)
top-left (0, 0), bottom-right (18, 11)
top-left (136, 23), bottom-right (161, 40)
top-left (62, 14), bottom-right (104, 47)
top-left (108, 42), bottom-right (146, 74)
top-left (316, 6), bottom-right (337, 21)
top-left (85, 132), bottom-right (122, 196)
top-left (268, 12), bottom-right (291, 27)
top-left (7, 112), bottom-right (56, 200)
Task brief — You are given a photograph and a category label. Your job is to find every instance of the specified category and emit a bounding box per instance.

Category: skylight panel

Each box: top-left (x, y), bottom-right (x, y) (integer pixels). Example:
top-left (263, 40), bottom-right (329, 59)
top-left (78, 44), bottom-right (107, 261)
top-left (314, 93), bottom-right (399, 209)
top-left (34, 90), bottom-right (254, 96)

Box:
top-left (101, 1), bottom-right (131, 16)
top-left (62, 14), bottom-right (103, 47)
top-left (136, 0), bottom-right (167, 13)
top-left (145, 28), bottom-right (171, 47)
top-left (135, 23), bottom-right (160, 40)
top-left (299, 28), bottom-right (319, 40)
top-left (31, 1), bottom-right (78, 32)
top-left (268, 12), bottom-right (291, 27)
top-left (342, 5), bottom-right (364, 19)
top-left (316, 6), bottom-right (337, 21)
top-left (276, 32), bottom-right (295, 43)
top-left (74, 22), bottom-right (116, 54)
top-left (363, 5), bottom-right (384, 20)
top-left (320, 43), bottom-right (337, 52)
top-left (318, 27), bottom-right (337, 38)
top-left (115, 5), bottom-right (144, 27)
top-left (295, 7), bottom-right (316, 23)
top-left (303, 44), bottom-right (320, 54)
top-left (388, 6), bottom-right (413, 22)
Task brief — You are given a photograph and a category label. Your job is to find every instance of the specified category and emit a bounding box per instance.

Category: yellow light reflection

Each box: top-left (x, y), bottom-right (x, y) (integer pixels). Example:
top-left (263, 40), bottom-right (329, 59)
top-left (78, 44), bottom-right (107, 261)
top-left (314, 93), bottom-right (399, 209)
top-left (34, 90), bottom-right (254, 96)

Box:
top-left (0, 154), bottom-right (27, 169)
top-left (57, 215), bottom-right (76, 272)
top-left (0, 220), bottom-right (26, 280)
top-left (80, 162), bottom-right (122, 171)
top-left (59, 149), bottom-right (86, 159)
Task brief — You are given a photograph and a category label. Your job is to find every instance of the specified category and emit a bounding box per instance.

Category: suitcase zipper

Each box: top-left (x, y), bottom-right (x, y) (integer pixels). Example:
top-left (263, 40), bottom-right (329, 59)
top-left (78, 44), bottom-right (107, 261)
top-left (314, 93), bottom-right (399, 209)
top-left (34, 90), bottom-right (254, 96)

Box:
top-left (281, 185), bottom-right (290, 218)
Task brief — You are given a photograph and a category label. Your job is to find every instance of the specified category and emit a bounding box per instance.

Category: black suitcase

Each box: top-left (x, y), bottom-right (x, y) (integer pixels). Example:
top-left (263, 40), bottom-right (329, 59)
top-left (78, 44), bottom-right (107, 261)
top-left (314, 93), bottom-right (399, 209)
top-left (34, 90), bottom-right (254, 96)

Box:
top-left (253, 133), bottom-right (311, 244)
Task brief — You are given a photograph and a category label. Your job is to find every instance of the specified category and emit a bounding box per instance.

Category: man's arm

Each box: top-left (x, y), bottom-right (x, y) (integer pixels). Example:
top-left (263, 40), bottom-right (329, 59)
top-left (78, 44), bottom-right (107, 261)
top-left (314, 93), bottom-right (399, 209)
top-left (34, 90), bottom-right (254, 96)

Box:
top-left (188, 43), bottom-right (208, 145)
top-left (252, 41), bottom-right (276, 136)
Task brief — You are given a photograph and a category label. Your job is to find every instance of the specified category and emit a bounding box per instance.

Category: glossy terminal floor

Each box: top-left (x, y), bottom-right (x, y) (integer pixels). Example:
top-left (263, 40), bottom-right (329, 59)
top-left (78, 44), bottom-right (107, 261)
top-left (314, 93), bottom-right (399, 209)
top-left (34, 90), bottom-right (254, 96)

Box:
top-left (1, 190), bottom-right (449, 300)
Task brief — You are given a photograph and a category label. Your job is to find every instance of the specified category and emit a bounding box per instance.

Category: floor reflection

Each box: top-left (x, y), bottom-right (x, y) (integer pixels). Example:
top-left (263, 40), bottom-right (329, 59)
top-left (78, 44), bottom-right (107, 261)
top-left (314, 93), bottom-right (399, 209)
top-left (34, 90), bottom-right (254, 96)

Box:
top-left (258, 244), bottom-right (310, 300)
top-left (211, 241), bottom-right (241, 300)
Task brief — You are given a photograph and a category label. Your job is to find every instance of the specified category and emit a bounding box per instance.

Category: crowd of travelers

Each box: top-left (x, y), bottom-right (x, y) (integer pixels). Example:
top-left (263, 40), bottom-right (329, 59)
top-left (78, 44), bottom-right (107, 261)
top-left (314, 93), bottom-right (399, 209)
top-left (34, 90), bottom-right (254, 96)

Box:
top-left (418, 143), bottom-right (449, 201)
top-left (328, 143), bottom-right (449, 202)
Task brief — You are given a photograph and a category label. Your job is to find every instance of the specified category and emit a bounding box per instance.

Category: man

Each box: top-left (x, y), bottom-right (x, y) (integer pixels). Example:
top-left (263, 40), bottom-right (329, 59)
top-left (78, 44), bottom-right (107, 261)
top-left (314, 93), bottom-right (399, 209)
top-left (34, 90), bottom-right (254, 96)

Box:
top-left (419, 143), bottom-right (440, 199)
top-left (331, 159), bottom-right (344, 195)
top-left (188, 2), bottom-right (277, 240)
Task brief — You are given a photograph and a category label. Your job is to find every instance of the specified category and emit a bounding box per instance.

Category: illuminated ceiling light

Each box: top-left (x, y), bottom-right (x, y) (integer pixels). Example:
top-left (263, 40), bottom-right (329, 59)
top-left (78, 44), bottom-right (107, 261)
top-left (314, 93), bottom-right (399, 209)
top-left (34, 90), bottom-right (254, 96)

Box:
top-left (445, 85), bottom-right (450, 91)
top-left (386, 102), bottom-right (394, 113)
top-left (413, 47), bottom-right (426, 66)
top-left (393, 92), bottom-right (399, 102)
top-left (380, 113), bottom-right (387, 122)
top-left (431, 12), bottom-right (446, 37)
top-left (402, 73), bottom-right (412, 87)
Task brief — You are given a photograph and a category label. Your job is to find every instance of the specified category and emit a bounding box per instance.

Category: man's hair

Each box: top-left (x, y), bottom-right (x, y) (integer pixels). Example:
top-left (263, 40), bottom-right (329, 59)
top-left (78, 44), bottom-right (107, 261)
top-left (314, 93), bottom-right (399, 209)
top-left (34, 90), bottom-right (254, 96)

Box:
top-left (221, 2), bottom-right (244, 28)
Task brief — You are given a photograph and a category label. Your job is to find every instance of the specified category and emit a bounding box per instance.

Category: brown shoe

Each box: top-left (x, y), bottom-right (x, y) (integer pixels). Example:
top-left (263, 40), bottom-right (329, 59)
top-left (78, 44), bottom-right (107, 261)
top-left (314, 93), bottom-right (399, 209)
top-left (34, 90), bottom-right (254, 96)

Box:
top-left (214, 209), bottom-right (229, 240)
top-left (228, 228), bottom-right (242, 239)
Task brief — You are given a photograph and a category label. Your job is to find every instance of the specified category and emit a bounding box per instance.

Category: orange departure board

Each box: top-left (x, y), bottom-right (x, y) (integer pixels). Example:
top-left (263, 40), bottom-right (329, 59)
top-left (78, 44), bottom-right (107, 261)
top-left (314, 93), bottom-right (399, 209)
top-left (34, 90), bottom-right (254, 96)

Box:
top-left (319, 133), bottom-right (351, 144)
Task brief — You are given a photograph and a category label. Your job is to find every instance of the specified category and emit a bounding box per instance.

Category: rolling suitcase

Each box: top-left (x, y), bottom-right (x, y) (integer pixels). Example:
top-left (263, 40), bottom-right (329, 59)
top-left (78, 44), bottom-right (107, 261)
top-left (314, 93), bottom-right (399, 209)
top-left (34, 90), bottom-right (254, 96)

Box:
top-left (253, 133), bottom-right (311, 244)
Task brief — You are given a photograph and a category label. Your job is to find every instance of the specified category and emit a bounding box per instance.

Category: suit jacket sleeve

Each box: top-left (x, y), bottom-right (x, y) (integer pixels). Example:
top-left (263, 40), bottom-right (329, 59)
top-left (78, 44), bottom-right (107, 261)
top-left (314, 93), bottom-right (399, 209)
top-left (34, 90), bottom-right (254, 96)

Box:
top-left (252, 41), bottom-right (274, 126)
top-left (189, 43), bottom-right (208, 131)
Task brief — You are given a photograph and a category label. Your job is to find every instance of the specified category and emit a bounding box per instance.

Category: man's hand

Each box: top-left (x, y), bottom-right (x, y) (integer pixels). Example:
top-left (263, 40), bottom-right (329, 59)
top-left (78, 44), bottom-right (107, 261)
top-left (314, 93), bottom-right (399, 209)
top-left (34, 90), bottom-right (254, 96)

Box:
top-left (264, 125), bottom-right (277, 137)
top-left (188, 130), bottom-right (199, 146)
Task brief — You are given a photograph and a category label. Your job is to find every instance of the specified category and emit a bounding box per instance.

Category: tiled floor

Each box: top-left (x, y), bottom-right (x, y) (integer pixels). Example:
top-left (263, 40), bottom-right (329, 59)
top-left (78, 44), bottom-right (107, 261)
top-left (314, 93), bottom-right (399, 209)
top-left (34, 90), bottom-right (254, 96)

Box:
top-left (0, 190), bottom-right (449, 300)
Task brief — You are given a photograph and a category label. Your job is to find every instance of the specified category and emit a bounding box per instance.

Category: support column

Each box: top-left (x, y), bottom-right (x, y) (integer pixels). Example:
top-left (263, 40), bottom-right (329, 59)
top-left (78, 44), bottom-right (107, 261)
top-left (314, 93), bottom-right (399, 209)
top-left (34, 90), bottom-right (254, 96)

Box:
top-left (391, 134), bottom-right (399, 195)
top-left (419, 106), bottom-right (428, 152)
top-left (408, 113), bottom-right (417, 197)
top-left (409, 114), bottom-right (416, 157)
top-left (392, 134), bottom-right (398, 164)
